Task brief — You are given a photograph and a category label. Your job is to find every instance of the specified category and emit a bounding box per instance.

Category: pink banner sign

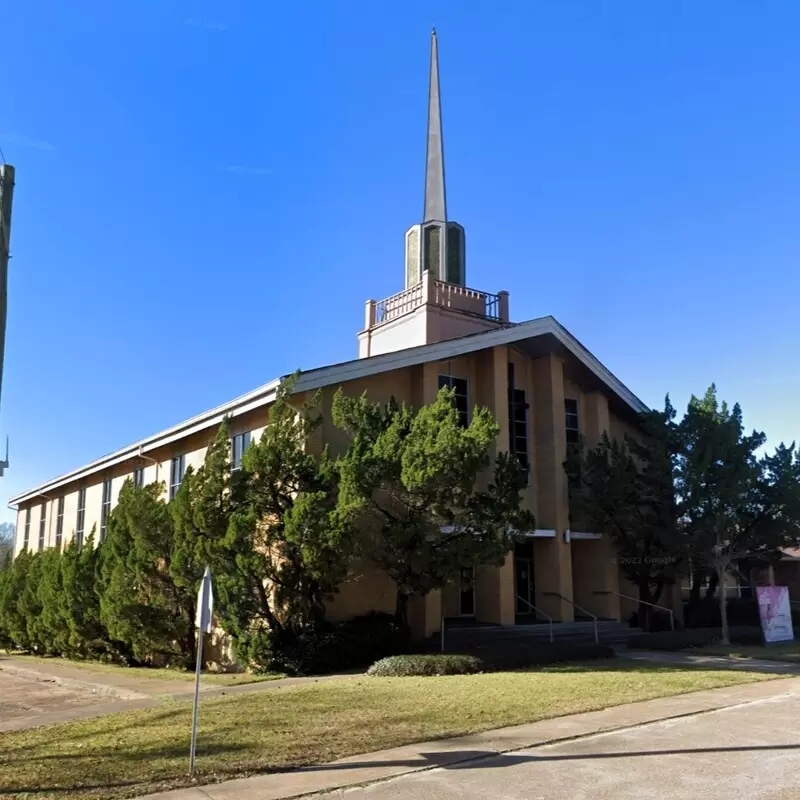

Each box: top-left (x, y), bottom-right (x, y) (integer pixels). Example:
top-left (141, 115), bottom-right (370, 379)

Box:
top-left (756, 586), bottom-right (794, 644)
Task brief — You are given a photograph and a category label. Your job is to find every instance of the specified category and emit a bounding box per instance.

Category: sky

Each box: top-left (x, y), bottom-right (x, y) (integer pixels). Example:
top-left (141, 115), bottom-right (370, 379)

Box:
top-left (2, 1), bottom-right (799, 522)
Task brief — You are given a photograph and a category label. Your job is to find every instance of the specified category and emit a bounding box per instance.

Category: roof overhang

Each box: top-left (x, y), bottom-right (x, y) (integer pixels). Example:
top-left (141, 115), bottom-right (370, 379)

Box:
top-left (10, 315), bottom-right (647, 507)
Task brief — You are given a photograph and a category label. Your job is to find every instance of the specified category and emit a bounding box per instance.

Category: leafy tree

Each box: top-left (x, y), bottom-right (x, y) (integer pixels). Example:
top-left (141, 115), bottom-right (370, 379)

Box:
top-left (98, 481), bottom-right (185, 664)
top-left (333, 386), bottom-right (534, 624)
top-left (212, 380), bottom-right (356, 664)
top-left (677, 385), bottom-right (800, 643)
top-left (566, 400), bottom-right (683, 629)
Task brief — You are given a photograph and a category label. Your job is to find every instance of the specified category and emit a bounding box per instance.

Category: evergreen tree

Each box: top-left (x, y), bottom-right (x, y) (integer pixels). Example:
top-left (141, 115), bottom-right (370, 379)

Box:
top-left (211, 380), bottom-right (356, 661)
top-left (34, 548), bottom-right (70, 655)
top-left (566, 399), bottom-right (683, 629)
top-left (170, 419), bottom-right (239, 660)
top-left (98, 481), bottom-right (185, 664)
top-left (333, 386), bottom-right (534, 624)
top-left (677, 385), bottom-right (800, 643)
top-left (61, 530), bottom-right (108, 658)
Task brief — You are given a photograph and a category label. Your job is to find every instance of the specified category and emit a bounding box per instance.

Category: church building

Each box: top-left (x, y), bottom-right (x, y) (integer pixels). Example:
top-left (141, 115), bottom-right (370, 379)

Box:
top-left (10, 32), bottom-right (674, 641)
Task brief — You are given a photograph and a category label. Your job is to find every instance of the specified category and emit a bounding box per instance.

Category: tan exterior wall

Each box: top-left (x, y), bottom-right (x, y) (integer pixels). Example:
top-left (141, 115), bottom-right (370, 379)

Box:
top-left (12, 341), bottom-right (646, 640)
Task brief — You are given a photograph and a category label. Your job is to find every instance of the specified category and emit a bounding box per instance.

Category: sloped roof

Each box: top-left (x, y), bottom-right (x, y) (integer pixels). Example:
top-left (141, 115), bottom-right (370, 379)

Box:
top-left (9, 315), bottom-right (647, 506)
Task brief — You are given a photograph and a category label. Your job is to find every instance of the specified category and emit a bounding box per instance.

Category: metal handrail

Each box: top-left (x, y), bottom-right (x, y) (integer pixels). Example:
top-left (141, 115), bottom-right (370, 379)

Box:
top-left (544, 591), bottom-right (599, 643)
top-left (515, 594), bottom-right (555, 643)
top-left (593, 590), bottom-right (675, 631)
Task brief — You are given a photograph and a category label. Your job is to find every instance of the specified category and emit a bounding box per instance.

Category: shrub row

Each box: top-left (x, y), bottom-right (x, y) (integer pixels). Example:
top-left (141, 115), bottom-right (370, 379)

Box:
top-left (368, 642), bottom-right (616, 677)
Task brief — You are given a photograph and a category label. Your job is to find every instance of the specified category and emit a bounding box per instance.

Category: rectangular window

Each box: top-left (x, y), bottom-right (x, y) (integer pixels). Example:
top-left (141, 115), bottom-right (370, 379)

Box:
top-left (38, 502), bottom-right (47, 551)
top-left (55, 496), bottom-right (65, 550)
top-left (100, 479), bottom-right (112, 541)
top-left (438, 375), bottom-right (469, 428)
top-left (23, 507), bottom-right (31, 550)
top-left (565, 398), bottom-right (580, 446)
top-left (170, 455), bottom-right (185, 500)
top-left (507, 364), bottom-right (530, 476)
top-left (133, 467), bottom-right (145, 488)
top-left (231, 431), bottom-right (251, 470)
top-left (76, 488), bottom-right (86, 548)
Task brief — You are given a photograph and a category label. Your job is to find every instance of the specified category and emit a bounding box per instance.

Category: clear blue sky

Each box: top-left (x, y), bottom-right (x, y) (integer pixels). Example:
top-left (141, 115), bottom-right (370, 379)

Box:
top-left (3, 1), bottom-right (799, 522)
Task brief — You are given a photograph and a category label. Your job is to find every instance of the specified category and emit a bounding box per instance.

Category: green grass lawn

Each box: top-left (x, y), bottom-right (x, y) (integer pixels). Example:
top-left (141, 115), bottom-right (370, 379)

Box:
top-left (692, 642), bottom-right (800, 663)
top-left (0, 660), bottom-right (780, 800)
top-left (2, 653), bottom-right (283, 686)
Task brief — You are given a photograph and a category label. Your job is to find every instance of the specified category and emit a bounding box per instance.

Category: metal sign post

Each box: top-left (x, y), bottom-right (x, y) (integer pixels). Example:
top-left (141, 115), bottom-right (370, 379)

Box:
top-left (189, 566), bottom-right (213, 776)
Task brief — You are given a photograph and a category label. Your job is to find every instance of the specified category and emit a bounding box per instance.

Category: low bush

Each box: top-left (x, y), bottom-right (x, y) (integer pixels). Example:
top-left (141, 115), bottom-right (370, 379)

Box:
top-left (367, 653), bottom-right (484, 677)
top-left (628, 626), bottom-right (767, 651)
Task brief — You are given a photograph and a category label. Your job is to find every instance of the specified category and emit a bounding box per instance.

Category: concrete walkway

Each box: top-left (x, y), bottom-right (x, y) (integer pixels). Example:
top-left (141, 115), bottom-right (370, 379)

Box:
top-left (0, 656), bottom-right (359, 732)
top-left (625, 649), bottom-right (800, 674)
top-left (135, 676), bottom-right (800, 800)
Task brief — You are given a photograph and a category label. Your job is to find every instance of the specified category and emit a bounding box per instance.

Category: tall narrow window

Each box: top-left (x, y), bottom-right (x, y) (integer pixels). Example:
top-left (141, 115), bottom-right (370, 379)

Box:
top-left (38, 502), bottom-right (47, 551)
top-left (100, 479), bottom-right (112, 541)
top-left (232, 431), bottom-right (251, 470)
top-left (133, 466), bottom-right (145, 488)
top-left (438, 375), bottom-right (469, 428)
top-left (55, 496), bottom-right (65, 550)
top-left (76, 488), bottom-right (86, 548)
top-left (564, 398), bottom-right (580, 446)
top-left (170, 455), bottom-right (185, 500)
top-left (507, 363), bottom-right (530, 476)
top-left (23, 507), bottom-right (31, 550)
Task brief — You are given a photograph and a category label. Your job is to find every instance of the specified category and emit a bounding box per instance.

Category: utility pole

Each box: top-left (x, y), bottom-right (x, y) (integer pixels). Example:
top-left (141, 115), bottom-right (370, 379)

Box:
top-left (0, 164), bottom-right (15, 476)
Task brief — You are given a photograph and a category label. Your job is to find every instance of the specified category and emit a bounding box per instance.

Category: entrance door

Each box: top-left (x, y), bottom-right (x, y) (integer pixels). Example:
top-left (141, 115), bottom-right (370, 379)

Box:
top-left (460, 568), bottom-right (475, 616)
top-left (515, 557), bottom-right (533, 614)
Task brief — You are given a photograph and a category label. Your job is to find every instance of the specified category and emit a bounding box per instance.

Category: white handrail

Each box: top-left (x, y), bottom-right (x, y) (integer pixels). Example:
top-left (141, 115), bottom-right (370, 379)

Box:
top-left (515, 594), bottom-right (554, 643)
top-left (545, 592), bottom-right (599, 643)
top-left (593, 590), bottom-right (675, 631)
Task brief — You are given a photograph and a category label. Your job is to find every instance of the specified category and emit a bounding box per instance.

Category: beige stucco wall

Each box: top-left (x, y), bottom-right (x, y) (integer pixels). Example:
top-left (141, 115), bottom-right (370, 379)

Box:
top-left (12, 341), bottom-right (646, 638)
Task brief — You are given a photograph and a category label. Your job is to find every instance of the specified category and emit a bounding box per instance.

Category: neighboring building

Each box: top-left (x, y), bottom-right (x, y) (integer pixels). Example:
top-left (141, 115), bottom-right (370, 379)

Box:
top-left (8, 33), bottom-right (671, 639)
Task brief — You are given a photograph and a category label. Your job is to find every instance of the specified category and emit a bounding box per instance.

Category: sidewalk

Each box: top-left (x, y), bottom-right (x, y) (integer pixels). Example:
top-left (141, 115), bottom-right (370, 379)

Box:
top-left (135, 675), bottom-right (800, 800)
top-left (625, 649), bottom-right (800, 674)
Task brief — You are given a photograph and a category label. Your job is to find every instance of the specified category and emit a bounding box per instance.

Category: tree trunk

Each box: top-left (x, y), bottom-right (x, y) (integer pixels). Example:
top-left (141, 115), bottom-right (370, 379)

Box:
top-left (395, 591), bottom-right (409, 627)
top-left (717, 565), bottom-right (730, 645)
top-left (637, 578), bottom-right (653, 631)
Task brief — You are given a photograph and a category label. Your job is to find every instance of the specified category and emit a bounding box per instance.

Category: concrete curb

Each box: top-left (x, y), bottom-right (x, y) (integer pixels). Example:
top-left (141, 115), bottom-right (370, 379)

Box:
top-left (135, 676), bottom-right (800, 800)
top-left (0, 661), bottom-right (150, 701)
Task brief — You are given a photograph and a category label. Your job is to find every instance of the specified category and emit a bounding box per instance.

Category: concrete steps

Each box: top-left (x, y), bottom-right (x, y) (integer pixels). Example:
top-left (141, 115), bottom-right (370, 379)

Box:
top-left (443, 619), bottom-right (642, 654)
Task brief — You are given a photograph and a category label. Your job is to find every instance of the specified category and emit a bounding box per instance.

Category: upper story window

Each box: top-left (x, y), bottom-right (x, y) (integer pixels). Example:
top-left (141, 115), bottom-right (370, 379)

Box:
top-left (23, 507), bottom-right (31, 550)
top-left (76, 488), bottom-right (86, 548)
top-left (133, 466), bottom-right (145, 488)
top-left (438, 375), bottom-right (469, 428)
top-left (232, 431), bottom-right (251, 470)
top-left (55, 496), bottom-right (65, 550)
top-left (564, 398), bottom-right (580, 446)
top-left (170, 455), bottom-right (185, 500)
top-left (100, 479), bottom-right (112, 541)
top-left (38, 502), bottom-right (47, 551)
top-left (507, 363), bottom-right (530, 475)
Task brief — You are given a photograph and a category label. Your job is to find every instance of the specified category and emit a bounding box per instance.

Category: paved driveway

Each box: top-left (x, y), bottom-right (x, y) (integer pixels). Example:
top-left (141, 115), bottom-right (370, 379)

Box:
top-left (0, 671), bottom-right (109, 732)
top-left (332, 690), bottom-right (800, 800)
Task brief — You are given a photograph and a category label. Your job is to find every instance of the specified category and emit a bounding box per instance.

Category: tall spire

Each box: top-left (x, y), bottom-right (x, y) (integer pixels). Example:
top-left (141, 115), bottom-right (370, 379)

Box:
top-left (423, 29), bottom-right (446, 222)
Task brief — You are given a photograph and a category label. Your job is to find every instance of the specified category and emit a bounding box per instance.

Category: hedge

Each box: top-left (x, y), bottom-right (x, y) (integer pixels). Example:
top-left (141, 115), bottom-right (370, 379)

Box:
top-left (368, 654), bottom-right (484, 677)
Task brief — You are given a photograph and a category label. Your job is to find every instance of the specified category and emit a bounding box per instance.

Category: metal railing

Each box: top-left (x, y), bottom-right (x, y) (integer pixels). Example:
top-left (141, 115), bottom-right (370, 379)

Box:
top-left (544, 591), bottom-right (599, 643)
top-left (593, 590), bottom-right (675, 631)
top-left (516, 594), bottom-right (555, 643)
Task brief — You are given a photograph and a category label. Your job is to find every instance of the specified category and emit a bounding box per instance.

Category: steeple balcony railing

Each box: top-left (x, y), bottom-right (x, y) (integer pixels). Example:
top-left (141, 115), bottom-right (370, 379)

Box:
top-left (370, 271), bottom-right (508, 328)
